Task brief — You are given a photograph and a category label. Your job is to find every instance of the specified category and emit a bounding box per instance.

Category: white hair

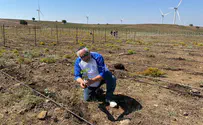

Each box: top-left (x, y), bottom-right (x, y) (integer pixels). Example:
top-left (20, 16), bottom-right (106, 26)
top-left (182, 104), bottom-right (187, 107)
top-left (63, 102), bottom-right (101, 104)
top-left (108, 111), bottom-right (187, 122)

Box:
top-left (76, 47), bottom-right (89, 57)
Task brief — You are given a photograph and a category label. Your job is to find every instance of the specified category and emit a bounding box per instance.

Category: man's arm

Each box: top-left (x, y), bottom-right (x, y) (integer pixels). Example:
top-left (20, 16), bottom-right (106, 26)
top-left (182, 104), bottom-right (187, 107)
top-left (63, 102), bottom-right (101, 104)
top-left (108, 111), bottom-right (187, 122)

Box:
top-left (86, 75), bottom-right (103, 86)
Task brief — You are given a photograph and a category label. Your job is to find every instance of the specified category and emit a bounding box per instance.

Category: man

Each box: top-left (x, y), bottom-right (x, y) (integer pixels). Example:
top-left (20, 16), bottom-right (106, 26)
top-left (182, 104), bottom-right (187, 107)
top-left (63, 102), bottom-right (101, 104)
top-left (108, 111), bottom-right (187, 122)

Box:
top-left (74, 47), bottom-right (117, 107)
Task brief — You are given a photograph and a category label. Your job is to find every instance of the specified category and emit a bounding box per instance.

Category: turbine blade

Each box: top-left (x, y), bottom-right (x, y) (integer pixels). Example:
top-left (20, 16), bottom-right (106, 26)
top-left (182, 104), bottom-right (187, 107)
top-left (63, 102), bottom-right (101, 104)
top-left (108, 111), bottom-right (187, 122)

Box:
top-left (159, 9), bottom-right (163, 15)
top-left (40, 11), bottom-right (44, 16)
top-left (177, 0), bottom-right (182, 8)
top-left (164, 12), bottom-right (172, 16)
top-left (177, 10), bottom-right (182, 23)
top-left (38, 0), bottom-right (40, 10)
top-left (169, 7), bottom-right (174, 9)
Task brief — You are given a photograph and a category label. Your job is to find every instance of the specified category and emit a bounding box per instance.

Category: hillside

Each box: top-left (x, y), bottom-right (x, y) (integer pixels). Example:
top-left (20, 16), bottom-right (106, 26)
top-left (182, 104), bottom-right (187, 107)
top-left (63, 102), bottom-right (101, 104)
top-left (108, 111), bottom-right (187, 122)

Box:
top-left (0, 18), bottom-right (202, 33)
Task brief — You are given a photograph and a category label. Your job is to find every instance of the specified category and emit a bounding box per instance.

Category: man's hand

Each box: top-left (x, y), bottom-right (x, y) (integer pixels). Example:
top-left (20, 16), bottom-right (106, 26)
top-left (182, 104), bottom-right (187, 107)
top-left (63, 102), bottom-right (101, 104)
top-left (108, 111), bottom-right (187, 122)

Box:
top-left (85, 79), bottom-right (94, 86)
top-left (80, 81), bottom-right (87, 89)
top-left (77, 78), bottom-right (87, 89)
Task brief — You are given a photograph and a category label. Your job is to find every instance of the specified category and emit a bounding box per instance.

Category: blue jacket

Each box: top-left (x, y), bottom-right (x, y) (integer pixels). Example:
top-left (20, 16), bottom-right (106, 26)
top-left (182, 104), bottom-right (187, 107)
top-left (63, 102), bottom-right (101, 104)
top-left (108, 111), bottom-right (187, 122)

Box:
top-left (74, 52), bottom-right (108, 80)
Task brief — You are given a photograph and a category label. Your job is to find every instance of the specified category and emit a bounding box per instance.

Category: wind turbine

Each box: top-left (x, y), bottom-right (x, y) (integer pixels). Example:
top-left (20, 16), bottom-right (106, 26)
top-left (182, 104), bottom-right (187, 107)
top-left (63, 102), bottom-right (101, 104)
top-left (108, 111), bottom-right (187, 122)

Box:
top-left (169, 0), bottom-right (182, 24)
top-left (159, 9), bottom-right (171, 24)
top-left (86, 16), bottom-right (89, 24)
top-left (120, 19), bottom-right (123, 24)
top-left (36, 0), bottom-right (44, 22)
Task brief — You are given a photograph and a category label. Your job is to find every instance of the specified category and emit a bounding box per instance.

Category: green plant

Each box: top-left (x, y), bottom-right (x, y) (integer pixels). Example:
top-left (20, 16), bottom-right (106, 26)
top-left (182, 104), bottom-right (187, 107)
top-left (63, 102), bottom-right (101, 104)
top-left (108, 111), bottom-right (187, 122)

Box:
top-left (197, 43), bottom-right (203, 46)
top-left (20, 20), bottom-right (28, 25)
top-left (144, 47), bottom-right (150, 51)
top-left (40, 56), bottom-right (56, 63)
top-left (32, 17), bottom-right (35, 22)
top-left (12, 49), bottom-right (19, 56)
top-left (17, 57), bottom-right (32, 64)
top-left (80, 68), bottom-right (89, 80)
top-left (62, 20), bottom-right (67, 24)
top-left (44, 48), bottom-right (49, 52)
top-left (44, 88), bottom-right (55, 97)
top-left (127, 50), bottom-right (136, 55)
top-left (179, 42), bottom-right (186, 46)
top-left (52, 42), bottom-right (57, 46)
top-left (39, 42), bottom-right (45, 45)
top-left (63, 54), bottom-right (72, 59)
top-left (141, 67), bottom-right (165, 77)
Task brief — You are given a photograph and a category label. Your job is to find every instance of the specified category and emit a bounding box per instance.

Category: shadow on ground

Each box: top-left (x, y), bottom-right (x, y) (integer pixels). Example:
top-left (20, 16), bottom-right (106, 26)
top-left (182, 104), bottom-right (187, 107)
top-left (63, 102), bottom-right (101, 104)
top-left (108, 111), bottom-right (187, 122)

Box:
top-left (97, 94), bottom-right (142, 121)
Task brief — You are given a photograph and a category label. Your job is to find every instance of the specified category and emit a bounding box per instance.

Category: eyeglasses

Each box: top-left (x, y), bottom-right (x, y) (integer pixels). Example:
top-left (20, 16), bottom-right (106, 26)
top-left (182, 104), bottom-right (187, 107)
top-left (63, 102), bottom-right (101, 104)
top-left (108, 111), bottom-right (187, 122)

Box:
top-left (80, 52), bottom-right (89, 59)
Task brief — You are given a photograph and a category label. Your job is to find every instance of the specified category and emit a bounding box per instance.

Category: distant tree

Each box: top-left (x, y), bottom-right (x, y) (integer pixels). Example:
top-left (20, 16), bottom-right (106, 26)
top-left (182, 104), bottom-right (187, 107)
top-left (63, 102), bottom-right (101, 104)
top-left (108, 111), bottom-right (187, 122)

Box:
top-left (189, 24), bottom-right (193, 27)
top-left (20, 20), bottom-right (28, 25)
top-left (62, 20), bottom-right (67, 24)
top-left (196, 26), bottom-right (200, 30)
top-left (32, 17), bottom-right (35, 22)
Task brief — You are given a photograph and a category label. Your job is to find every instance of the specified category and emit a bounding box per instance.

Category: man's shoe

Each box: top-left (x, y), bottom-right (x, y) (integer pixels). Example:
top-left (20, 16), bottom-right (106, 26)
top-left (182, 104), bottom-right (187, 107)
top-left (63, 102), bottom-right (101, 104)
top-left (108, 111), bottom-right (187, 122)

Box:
top-left (105, 99), bottom-right (117, 108)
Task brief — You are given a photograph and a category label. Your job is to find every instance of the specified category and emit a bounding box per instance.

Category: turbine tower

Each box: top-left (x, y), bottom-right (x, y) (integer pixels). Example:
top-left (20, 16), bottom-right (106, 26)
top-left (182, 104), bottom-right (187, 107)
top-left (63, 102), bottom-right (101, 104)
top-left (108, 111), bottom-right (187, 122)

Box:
top-left (169, 0), bottom-right (182, 24)
top-left (159, 9), bottom-right (171, 24)
top-left (120, 19), bottom-right (123, 24)
top-left (36, 0), bottom-right (44, 22)
top-left (86, 16), bottom-right (89, 24)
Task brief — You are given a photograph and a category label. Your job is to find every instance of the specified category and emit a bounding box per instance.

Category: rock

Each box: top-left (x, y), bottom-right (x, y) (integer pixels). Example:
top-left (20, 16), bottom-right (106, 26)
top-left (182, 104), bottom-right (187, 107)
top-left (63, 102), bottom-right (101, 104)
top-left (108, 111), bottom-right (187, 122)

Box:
top-left (64, 112), bottom-right (71, 119)
top-left (37, 111), bottom-right (47, 120)
top-left (120, 119), bottom-right (131, 125)
top-left (183, 112), bottom-right (189, 116)
top-left (114, 63), bottom-right (125, 70)
top-left (27, 82), bottom-right (36, 85)
top-left (0, 113), bottom-right (4, 119)
top-left (39, 63), bottom-right (46, 67)
top-left (13, 83), bottom-right (21, 87)
top-left (190, 89), bottom-right (200, 95)
top-left (52, 116), bottom-right (58, 122)
top-left (153, 104), bottom-right (158, 107)
top-left (45, 99), bottom-right (51, 103)
top-left (18, 108), bottom-right (27, 115)
top-left (0, 86), bottom-right (3, 90)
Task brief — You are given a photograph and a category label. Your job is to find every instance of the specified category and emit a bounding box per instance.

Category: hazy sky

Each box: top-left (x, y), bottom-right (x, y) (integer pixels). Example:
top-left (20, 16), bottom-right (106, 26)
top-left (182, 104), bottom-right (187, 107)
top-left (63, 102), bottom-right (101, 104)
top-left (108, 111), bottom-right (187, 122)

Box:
top-left (0, 0), bottom-right (202, 26)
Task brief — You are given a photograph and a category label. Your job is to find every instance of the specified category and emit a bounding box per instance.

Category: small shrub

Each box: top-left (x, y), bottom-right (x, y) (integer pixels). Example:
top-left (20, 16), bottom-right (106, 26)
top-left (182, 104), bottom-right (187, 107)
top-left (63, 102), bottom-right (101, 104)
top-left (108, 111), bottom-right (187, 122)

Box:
top-left (12, 49), bottom-right (19, 56)
top-left (179, 42), bottom-right (186, 46)
top-left (144, 47), bottom-right (150, 51)
top-left (63, 54), bottom-right (72, 59)
top-left (127, 50), bottom-right (136, 55)
top-left (197, 43), bottom-right (203, 46)
top-left (78, 41), bottom-right (85, 47)
top-left (17, 57), bottom-right (32, 64)
top-left (40, 57), bottom-right (56, 63)
top-left (52, 42), bottom-right (57, 46)
top-left (39, 42), bottom-right (45, 45)
top-left (196, 26), bottom-right (200, 29)
top-left (141, 67), bottom-right (165, 77)
top-left (62, 20), bottom-right (67, 24)
top-left (44, 48), bottom-right (49, 52)
top-left (20, 20), bottom-right (28, 25)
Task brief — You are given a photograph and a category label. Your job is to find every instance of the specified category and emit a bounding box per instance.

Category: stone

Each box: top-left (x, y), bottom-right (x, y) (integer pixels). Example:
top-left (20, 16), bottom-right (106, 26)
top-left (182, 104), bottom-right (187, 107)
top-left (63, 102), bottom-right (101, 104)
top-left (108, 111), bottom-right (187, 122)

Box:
top-left (114, 63), bottom-right (125, 70)
top-left (0, 113), bottom-right (4, 119)
top-left (37, 111), bottom-right (47, 120)
top-left (190, 89), bottom-right (200, 95)
top-left (0, 86), bottom-right (3, 91)
top-left (183, 112), bottom-right (189, 116)
top-left (45, 99), bottom-right (50, 103)
top-left (120, 119), bottom-right (131, 125)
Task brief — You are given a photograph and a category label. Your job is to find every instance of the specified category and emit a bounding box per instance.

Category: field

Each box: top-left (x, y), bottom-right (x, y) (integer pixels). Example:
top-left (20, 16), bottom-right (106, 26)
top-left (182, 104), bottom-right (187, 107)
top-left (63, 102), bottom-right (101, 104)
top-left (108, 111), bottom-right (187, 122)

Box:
top-left (0, 19), bottom-right (203, 125)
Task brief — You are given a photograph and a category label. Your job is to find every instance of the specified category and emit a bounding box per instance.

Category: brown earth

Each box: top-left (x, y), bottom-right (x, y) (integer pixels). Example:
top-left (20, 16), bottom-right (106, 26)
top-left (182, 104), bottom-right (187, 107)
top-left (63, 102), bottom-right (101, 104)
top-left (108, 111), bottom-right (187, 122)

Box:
top-left (0, 24), bottom-right (203, 125)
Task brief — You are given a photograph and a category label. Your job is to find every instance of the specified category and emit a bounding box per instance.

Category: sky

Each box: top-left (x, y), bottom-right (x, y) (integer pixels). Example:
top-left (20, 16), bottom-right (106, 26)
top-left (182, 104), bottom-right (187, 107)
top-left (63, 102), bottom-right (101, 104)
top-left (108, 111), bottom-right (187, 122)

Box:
top-left (0, 0), bottom-right (203, 26)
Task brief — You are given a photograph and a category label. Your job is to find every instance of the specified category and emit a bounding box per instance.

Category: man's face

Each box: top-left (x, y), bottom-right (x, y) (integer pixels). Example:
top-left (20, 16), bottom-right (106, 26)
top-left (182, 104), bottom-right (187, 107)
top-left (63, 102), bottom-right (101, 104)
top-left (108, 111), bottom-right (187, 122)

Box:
top-left (78, 49), bottom-right (91, 62)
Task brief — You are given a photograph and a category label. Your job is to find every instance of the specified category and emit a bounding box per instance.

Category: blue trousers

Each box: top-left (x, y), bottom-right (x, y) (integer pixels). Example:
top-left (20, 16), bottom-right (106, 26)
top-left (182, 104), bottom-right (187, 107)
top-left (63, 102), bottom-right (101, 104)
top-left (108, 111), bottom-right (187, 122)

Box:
top-left (83, 71), bottom-right (116, 101)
